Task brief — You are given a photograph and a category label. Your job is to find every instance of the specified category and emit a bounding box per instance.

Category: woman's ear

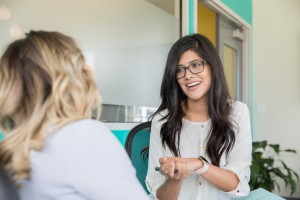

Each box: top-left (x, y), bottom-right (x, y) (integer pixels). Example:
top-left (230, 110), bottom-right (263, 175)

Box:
top-left (83, 64), bottom-right (95, 81)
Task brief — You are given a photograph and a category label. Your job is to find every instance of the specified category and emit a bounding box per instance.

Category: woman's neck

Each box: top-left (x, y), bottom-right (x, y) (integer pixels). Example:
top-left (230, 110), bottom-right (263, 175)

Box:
top-left (184, 99), bottom-right (209, 122)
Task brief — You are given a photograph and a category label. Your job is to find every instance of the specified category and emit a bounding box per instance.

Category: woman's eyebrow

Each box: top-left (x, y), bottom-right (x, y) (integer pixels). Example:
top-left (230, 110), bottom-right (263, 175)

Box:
top-left (177, 59), bottom-right (202, 66)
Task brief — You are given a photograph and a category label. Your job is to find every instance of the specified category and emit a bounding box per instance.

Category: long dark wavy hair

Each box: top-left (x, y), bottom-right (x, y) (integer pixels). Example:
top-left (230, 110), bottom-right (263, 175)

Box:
top-left (151, 34), bottom-right (236, 166)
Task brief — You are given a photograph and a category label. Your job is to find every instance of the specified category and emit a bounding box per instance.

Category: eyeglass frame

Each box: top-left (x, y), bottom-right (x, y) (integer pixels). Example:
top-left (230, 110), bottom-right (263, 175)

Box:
top-left (176, 60), bottom-right (207, 79)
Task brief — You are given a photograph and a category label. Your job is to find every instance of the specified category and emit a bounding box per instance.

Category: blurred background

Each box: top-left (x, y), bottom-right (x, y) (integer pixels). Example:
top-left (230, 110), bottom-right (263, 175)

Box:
top-left (0, 0), bottom-right (299, 198)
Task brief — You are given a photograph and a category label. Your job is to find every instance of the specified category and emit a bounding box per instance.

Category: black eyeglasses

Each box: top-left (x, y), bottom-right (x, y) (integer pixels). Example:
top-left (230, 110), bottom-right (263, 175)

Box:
top-left (176, 60), bottom-right (207, 79)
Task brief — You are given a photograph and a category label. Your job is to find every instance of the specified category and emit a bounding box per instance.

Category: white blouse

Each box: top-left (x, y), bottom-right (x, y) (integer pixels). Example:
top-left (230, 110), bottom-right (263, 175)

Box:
top-left (146, 101), bottom-right (252, 200)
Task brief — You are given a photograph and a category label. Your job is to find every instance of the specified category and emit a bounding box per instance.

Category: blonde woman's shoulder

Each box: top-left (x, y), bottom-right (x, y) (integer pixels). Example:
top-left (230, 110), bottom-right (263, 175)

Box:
top-left (58, 119), bottom-right (111, 140)
top-left (75, 119), bottom-right (108, 129)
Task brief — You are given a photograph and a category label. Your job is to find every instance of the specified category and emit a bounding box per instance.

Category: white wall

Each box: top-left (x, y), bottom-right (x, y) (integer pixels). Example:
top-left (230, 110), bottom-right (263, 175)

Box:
top-left (253, 0), bottom-right (300, 197)
top-left (0, 0), bottom-right (180, 107)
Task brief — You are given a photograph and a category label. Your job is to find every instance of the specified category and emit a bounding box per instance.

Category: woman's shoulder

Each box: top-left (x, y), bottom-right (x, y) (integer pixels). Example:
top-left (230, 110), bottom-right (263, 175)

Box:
top-left (55, 119), bottom-right (111, 140)
top-left (231, 100), bottom-right (249, 112)
top-left (68, 119), bottom-right (109, 132)
top-left (58, 119), bottom-right (121, 152)
top-left (150, 109), bottom-right (169, 131)
top-left (152, 109), bottom-right (168, 123)
top-left (230, 100), bottom-right (250, 120)
top-left (74, 119), bottom-right (107, 129)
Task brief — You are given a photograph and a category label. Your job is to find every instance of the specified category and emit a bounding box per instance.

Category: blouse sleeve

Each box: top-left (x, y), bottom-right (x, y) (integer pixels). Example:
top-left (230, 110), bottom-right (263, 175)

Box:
top-left (222, 102), bottom-right (252, 198)
top-left (145, 114), bottom-right (167, 199)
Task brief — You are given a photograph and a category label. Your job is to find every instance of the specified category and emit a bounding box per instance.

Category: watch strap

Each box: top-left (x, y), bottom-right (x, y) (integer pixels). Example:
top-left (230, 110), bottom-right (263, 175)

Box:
top-left (194, 156), bottom-right (209, 175)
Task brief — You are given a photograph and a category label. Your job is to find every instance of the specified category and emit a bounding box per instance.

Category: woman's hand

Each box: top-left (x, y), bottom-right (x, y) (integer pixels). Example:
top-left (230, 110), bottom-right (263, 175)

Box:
top-left (159, 157), bottom-right (189, 180)
top-left (159, 157), bottom-right (202, 180)
top-left (156, 157), bottom-right (204, 200)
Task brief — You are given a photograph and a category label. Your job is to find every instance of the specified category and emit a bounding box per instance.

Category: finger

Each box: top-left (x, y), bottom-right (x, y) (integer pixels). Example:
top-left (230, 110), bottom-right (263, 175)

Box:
top-left (159, 157), bottom-right (168, 164)
top-left (174, 161), bottom-right (182, 180)
top-left (167, 162), bottom-right (176, 178)
top-left (159, 163), bottom-right (168, 176)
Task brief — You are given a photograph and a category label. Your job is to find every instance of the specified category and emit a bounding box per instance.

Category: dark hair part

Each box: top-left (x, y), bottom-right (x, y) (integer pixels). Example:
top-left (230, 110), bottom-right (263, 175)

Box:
top-left (151, 34), bottom-right (236, 166)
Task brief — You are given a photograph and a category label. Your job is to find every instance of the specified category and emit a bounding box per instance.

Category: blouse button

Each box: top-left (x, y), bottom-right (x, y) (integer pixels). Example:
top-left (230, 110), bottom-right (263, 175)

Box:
top-left (237, 190), bottom-right (240, 193)
top-left (201, 124), bottom-right (204, 128)
top-left (199, 182), bottom-right (202, 186)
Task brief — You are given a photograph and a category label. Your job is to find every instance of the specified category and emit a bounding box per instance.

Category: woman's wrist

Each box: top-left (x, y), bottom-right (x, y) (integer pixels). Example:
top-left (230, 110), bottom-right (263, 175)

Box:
top-left (194, 158), bottom-right (204, 171)
top-left (194, 156), bottom-right (209, 175)
top-left (184, 158), bottom-right (204, 171)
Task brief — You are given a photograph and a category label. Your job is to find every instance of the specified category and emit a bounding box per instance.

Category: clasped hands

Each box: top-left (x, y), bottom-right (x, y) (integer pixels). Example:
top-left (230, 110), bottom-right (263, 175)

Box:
top-left (159, 157), bottom-right (203, 180)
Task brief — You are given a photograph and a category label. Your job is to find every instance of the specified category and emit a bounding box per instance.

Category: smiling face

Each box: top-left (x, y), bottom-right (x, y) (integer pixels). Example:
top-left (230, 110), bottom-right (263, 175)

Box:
top-left (176, 50), bottom-right (212, 104)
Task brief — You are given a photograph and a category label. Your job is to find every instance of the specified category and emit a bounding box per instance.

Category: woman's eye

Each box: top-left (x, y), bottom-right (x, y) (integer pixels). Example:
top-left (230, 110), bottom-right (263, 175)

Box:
top-left (176, 68), bottom-right (184, 73)
top-left (191, 62), bottom-right (201, 68)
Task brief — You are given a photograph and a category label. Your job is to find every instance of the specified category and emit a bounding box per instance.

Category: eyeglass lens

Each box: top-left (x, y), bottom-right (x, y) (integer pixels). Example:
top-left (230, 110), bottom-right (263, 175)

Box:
top-left (176, 61), bottom-right (206, 79)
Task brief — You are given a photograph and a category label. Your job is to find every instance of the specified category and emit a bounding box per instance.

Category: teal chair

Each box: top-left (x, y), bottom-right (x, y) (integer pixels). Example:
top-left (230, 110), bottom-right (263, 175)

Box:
top-left (125, 121), bottom-right (151, 194)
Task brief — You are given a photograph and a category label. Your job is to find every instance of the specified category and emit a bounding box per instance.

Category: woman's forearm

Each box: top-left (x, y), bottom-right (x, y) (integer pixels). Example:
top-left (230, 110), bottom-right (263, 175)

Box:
top-left (201, 164), bottom-right (239, 192)
top-left (156, 179), bottom-right (183, 200)
top-left (183, 158), bottom-right (239, 192)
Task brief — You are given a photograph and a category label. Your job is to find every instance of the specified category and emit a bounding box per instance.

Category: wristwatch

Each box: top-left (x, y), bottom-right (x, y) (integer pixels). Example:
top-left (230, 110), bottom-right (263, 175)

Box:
top-left (195, 156), bottom-right (209, 175)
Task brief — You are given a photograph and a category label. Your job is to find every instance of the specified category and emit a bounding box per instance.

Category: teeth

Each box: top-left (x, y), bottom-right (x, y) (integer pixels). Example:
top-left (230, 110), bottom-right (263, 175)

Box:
top-left (187, 81), bottom-right (200, 87)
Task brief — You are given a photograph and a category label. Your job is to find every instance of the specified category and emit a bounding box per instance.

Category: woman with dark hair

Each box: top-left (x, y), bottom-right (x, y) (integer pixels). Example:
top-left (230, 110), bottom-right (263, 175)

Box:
top-left (146, 34), bottom-right (252, 200)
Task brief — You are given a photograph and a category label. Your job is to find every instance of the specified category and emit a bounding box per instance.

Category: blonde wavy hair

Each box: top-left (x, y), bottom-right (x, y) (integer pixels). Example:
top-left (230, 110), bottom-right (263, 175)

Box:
top-left (0, 30), bottom-right (102, 182)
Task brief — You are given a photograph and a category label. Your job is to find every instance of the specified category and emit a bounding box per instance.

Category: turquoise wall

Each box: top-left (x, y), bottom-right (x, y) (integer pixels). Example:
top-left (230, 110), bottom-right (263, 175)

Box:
top-left (189, 0), bottom-right (195, 34)
top-left (221, 0), bottom-right (252, 25)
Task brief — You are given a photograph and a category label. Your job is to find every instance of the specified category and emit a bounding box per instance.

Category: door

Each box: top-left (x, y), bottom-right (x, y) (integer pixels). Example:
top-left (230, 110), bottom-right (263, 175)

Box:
top-left (218, 15), bottom-right (243, 101)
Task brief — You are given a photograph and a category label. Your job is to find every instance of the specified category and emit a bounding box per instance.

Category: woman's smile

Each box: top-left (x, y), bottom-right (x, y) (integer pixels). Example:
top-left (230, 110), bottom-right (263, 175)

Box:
top-left (186, 81), bottom-right (201, 90)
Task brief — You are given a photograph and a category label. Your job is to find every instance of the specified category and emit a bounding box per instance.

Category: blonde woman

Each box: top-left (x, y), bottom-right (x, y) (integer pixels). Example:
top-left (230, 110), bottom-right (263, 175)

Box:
top-left (0, 31), bottom-right (148, 200)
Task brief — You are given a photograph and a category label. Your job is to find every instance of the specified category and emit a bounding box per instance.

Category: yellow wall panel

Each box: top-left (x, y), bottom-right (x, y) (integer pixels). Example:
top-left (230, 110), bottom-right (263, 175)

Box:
top-left (197, 3), bottom-right (216, 46)
top-left (224, 45), bottom-right (236, 99)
